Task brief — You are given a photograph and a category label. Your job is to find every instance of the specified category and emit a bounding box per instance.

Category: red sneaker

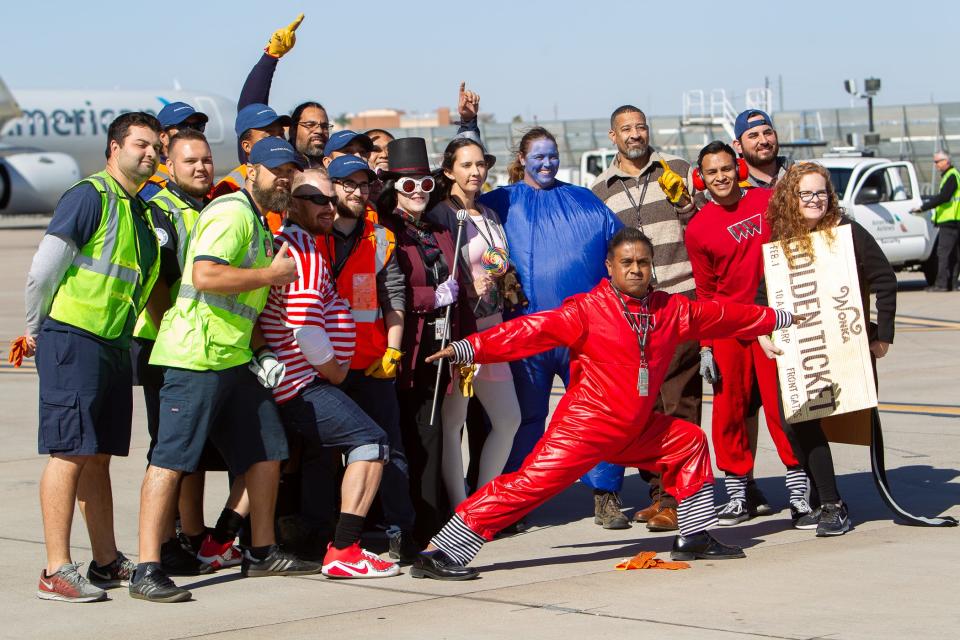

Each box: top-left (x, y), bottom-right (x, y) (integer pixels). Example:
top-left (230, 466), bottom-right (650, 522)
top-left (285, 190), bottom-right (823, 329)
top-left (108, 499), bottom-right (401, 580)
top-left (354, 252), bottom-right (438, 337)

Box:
top-left (321, 543), bottom-right (400, 579)
top-left (197, 534), bottom-right (242, 570)
top-left (37, 563), bottom-right (107, 603)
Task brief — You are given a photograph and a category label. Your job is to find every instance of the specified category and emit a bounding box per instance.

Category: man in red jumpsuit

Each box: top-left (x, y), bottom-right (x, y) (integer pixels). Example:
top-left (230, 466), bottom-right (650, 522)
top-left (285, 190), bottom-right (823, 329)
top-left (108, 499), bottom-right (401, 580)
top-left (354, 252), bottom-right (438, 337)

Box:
top-left (684, 141), bottom-right (809, 527)
top-left (409, 227), bottom-right (797, 580)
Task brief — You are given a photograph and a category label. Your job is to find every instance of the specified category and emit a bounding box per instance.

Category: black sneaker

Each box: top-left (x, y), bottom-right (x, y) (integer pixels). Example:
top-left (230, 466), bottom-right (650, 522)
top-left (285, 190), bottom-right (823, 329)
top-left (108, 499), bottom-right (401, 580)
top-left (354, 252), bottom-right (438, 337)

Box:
top-left (87, 552), bottom-right (137, 589)
top-left (745, 482), bottom-right (774, 517)
top-left (790, 499), bottom-right (819, 530)
top-left (717, 499), bottom-right (749, 526)
top-left (816, 502), bottom-right (850, 537)
top-left (387, 529), bottom-right (420, 564)
top-left (128, 565), bottom-right (192, 603)
top-left (241, 545), bottom-right (323, 577)
top-left (161, 538), bottom-right (214, 576)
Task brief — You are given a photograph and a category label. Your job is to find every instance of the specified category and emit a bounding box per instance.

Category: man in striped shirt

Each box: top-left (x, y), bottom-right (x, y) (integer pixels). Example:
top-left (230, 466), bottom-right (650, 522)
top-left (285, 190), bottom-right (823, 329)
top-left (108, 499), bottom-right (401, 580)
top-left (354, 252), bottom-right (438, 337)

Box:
top-left (588, 105), bottom-right (703, 532)
top-left (260, 167), bottom-right (399, 579)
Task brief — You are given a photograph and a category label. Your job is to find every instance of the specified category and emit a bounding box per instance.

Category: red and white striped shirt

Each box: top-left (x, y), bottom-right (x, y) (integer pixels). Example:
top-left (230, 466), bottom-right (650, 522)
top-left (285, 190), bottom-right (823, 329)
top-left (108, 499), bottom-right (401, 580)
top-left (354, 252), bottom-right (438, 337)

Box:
top-left (259, 224), bottom-right (356, 403)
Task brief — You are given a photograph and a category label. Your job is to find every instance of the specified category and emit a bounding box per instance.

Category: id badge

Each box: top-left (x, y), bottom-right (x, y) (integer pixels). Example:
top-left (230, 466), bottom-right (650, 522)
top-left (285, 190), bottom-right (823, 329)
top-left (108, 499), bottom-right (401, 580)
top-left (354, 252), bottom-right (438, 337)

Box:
top-left (434, 317), bottom-right (448, 341)
top-left (637, 365), bottom-right (649, 397)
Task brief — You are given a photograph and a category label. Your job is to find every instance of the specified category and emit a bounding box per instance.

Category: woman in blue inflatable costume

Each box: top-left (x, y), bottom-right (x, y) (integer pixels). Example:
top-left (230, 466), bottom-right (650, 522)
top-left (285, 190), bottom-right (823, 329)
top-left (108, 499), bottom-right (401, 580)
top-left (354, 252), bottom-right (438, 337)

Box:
top-left (478, 127), bottom-right (625, 529)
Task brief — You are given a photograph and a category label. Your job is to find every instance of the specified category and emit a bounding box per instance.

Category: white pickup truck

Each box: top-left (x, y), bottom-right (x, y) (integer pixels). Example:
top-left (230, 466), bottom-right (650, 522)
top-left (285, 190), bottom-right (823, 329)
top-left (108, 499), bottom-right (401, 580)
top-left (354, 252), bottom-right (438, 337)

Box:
top-left (818, 151), bottom-right (938, 284)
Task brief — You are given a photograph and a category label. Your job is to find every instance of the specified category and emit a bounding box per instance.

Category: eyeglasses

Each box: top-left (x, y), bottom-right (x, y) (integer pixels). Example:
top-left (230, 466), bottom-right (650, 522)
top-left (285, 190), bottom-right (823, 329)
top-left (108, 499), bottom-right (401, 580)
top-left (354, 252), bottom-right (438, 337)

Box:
top-left (334, 179), bottom-right (370, 194)
top-left (294, 193), bottom-right (339, 207)
top-left (797, 190), bottom-right (829, 202)
top-left (299, 120), bottom-right (333, 132)
top-left (396, 176), bottom-right (435, 194)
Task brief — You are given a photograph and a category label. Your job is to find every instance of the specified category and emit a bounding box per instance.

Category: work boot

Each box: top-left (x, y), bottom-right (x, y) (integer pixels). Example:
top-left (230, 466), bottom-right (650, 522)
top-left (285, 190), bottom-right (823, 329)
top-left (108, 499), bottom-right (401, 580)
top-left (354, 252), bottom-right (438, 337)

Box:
top-left (632, 501), bottom-right (660, 523)
top-left (593, 491), bottom-right (630, 529)
top-left (646, 507), bottom-right (679, 532)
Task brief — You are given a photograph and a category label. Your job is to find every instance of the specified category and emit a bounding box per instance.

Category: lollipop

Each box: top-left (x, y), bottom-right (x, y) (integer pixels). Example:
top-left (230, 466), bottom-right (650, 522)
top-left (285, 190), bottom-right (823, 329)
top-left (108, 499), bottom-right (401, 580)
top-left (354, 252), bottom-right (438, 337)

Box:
top-left (481, 247), bottom-right (510, 277)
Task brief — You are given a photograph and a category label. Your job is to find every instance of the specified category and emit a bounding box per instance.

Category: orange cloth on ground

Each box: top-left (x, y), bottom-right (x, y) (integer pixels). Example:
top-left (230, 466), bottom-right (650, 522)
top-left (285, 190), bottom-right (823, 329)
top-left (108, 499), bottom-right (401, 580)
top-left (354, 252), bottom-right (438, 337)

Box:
top-left (614, 551), bottom-right (690, 571)
top-left (8, 336), bottom-right (28, 367)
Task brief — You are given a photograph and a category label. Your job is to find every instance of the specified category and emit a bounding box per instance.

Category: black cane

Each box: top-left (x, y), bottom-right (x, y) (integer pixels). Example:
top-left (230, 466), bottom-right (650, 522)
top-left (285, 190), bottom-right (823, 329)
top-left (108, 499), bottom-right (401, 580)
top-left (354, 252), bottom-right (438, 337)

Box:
top-left (429, 208), bottom-right (469, 427)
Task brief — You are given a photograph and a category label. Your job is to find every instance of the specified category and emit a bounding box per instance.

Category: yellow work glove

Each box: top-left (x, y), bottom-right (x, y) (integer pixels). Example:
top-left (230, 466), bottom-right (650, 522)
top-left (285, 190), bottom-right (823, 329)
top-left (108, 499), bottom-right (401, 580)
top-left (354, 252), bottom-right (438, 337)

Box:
top-left (657, 157), bottom-right (689, 204)
top-left (458, 365), bottom-right (477, 398)
top-left (265, 13), bottom-right (304, 58)
top-left (364, 347), bottom-right (402, 379)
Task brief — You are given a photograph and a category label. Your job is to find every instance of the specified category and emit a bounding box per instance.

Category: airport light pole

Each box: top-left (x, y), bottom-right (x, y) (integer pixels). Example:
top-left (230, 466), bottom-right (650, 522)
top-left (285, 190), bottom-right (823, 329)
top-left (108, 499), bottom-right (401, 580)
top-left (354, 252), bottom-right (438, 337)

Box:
top-left (844, 78), bottom-right (881, 147)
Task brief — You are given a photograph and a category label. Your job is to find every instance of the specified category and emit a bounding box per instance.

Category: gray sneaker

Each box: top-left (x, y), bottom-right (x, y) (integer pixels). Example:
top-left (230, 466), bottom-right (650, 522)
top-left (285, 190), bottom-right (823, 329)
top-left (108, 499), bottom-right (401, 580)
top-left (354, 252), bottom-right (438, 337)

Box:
top-left (37, 563), bottom-right (107, 603)
top-left (816, 502), bottom-right (851, 537)
top-left (790, 499), bottom-right (819, 530)
top-left (87, 552), bottom-right (137, 589)
top-left (717, 499), bottom-right (749, 526)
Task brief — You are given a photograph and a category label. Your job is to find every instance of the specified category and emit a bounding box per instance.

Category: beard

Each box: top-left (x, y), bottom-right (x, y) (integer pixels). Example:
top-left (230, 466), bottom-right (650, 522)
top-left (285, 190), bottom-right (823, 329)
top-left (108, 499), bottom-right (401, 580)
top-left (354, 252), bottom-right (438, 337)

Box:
top-left (623, 147), bottom-right (647, 160)
top-left (741, 142), bottom-right (778, 167)
top-left (337, 200), bottom-right (363, 219)
top-left (252, 180), bottom-right (292, 212)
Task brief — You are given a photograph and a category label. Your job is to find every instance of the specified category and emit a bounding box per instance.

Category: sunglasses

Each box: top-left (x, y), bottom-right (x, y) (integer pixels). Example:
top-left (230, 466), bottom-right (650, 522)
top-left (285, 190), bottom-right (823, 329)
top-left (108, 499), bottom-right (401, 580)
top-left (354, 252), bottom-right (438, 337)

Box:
top-left (294, 193), bottom-right (339, 207)
top-left (396, 176), bottom-right (435, 194)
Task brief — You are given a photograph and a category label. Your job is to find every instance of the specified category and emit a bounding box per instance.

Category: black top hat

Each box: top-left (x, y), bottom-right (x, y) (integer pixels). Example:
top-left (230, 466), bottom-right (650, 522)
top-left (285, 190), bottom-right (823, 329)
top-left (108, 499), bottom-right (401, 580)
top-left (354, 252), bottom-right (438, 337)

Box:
top-left (380, 137), bottom-right (432, 180)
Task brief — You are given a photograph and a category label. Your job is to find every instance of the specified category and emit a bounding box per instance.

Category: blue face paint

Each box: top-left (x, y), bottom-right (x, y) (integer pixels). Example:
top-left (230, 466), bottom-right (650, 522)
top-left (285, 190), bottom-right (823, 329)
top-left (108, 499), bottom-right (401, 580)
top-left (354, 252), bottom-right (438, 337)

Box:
top-left (523, 138), bottom-right (560, 188)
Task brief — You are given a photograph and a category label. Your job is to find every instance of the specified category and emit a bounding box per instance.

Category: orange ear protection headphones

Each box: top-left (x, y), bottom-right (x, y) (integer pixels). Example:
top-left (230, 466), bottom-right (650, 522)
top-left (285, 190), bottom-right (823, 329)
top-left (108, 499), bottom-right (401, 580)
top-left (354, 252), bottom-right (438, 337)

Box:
top-left (692, 157), bottom-right (749, 191)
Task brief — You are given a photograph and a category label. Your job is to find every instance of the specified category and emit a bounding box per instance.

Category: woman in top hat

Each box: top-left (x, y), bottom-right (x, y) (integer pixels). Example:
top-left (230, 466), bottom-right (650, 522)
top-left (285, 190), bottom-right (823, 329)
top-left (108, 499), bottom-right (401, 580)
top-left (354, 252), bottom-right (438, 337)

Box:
top-left (378, 137), bottom-right (476, 545)
top-left (426, 135), bottom-right (522, 509)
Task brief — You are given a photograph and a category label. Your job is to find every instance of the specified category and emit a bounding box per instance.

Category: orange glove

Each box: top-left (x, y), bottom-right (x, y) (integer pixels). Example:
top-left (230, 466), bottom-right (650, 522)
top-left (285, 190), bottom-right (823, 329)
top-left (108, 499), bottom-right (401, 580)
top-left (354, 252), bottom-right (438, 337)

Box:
top-left (8, 336), bottom-right (29, 367)
top-left (615, 551), bottom-right (690, 570)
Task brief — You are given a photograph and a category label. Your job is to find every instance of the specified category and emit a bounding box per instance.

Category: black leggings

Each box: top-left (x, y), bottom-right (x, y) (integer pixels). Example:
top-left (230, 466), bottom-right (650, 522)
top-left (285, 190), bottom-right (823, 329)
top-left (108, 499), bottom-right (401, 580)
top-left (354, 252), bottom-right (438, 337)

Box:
top-left (775, 385), bottom-right (841, 506)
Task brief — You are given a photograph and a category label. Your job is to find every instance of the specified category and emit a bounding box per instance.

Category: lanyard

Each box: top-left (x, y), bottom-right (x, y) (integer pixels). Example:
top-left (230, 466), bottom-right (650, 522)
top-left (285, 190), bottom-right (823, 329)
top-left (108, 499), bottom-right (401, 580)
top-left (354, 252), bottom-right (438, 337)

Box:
top-left (612, 285), bottom-right (654, 396)
top-left (468, 209), bottom-right (505, 250)
top-left (621, 171), bottom-right (652, 231)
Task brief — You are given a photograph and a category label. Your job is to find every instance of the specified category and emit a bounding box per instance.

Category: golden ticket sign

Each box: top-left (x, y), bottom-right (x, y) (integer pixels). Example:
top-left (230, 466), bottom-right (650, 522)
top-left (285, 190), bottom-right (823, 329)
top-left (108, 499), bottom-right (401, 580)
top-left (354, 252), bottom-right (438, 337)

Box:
top-left (762, 225), bottom-right (877, 423)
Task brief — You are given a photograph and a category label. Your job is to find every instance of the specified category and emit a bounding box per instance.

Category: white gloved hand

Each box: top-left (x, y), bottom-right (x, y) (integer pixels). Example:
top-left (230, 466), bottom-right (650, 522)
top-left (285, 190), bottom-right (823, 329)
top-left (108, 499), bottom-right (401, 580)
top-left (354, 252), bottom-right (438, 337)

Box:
top-left (434, 276), bottom-right (460, 308)
top-left (249, 349), bottom-right (286, 389)
top-left (699, 348), bottom-right (720, 385)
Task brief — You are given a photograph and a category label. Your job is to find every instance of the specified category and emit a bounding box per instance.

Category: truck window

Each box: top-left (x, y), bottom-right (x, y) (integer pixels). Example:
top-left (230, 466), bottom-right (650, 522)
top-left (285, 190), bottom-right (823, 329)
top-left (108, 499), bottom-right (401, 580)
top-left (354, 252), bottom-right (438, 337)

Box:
top-left (586, 155), bottom-right (604, 178)
top-left (860, 168), bottom-right (891, 202)
top-left (827, 168), bottom-right (853, 199)
top-left (886, 166), bottom-right (913, 201)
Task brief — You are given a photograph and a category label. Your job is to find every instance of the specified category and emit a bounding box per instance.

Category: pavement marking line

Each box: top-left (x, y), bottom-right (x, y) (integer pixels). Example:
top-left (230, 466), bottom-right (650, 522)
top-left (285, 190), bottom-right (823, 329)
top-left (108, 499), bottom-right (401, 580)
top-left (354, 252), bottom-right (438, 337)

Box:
top-left (170, 584), bottom-right (801, 640)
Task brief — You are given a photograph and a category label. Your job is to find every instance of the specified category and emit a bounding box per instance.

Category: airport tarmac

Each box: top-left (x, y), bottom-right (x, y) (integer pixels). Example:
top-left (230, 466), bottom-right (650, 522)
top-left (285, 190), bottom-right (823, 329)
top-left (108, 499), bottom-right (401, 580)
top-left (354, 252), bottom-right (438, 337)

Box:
top-left (0, 227), bottom-right (957, 640)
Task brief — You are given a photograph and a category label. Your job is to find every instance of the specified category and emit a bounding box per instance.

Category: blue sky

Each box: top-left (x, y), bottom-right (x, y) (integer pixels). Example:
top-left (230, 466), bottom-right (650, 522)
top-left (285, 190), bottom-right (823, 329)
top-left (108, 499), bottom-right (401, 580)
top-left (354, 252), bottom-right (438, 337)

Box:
top-left (5, 0), bottom-right (955, 121)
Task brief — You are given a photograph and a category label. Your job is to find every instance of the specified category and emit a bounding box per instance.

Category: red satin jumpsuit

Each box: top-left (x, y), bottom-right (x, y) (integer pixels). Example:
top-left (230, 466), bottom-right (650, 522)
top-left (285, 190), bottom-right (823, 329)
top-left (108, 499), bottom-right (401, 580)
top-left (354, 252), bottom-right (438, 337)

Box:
top-left (454, 280), bottom-right (779, 540)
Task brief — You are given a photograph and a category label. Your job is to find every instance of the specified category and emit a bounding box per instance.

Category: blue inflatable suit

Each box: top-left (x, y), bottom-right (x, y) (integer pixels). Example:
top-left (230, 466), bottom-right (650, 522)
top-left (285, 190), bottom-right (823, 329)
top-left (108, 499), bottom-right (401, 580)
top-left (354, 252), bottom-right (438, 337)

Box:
top-left (480, 181), bottom-right (625, 491)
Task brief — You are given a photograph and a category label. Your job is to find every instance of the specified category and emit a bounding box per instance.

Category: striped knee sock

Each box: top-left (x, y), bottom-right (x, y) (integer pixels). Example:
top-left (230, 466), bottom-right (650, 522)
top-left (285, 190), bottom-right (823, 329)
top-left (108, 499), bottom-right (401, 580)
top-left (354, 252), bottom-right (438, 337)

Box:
top-left (785, 467), bottom-right (808, 502)
top-left (430, 515), bottom-right (486, 566)
top-left (724, 474), bottom-right (748, 503)
top-left (677, 484), bottom-right (718, 537)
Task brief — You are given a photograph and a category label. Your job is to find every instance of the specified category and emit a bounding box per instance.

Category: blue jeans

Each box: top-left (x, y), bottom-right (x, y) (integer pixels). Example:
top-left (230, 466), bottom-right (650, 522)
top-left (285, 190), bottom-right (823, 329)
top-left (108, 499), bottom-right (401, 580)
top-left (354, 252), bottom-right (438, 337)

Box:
top-left (339, 370), bottom-right (416, 531)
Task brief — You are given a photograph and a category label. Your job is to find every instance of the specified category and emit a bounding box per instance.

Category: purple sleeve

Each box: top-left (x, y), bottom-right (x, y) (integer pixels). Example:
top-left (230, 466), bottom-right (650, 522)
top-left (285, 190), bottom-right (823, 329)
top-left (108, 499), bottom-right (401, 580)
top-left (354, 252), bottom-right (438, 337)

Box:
top-left (236, 53), bottom-right (279, 164)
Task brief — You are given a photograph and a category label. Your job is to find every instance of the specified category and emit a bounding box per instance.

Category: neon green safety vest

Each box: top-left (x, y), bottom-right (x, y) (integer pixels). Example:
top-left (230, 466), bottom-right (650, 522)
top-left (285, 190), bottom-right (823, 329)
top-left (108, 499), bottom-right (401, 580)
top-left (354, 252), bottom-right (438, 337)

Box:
top-left (149, 192), bottom-right (273, 371)
top-left (133, 187), bottom-right (203, 340)
top-left (933, 166), bottom-right (960, 225)
top-left (48, 171), bottom-right (160, 340)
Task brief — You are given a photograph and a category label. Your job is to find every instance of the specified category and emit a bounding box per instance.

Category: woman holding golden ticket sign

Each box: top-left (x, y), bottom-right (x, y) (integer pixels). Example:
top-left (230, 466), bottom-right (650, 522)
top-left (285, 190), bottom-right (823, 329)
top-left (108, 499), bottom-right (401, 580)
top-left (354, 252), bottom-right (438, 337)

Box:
top-left (757, 162), bottom-right (957, 532)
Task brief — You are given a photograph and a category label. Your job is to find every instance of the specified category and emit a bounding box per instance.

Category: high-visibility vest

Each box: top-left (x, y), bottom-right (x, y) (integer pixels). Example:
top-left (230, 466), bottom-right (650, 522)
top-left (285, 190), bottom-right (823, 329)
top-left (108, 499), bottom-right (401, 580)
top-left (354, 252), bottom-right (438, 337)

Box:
top-left (133, 187), bottom-right (203, 340)
top-left (317, 219), bottom-right (394, 370)
top-left (212, 164), bottom-right (285, 233)
top-left (49, 171), bottom-right (160, 340)
top-left (150, 192), bottom-right (273, 371)
top-left (933, 167), bottom-right (960, 225)
top-left (141, 162), bottom-right (170, 193)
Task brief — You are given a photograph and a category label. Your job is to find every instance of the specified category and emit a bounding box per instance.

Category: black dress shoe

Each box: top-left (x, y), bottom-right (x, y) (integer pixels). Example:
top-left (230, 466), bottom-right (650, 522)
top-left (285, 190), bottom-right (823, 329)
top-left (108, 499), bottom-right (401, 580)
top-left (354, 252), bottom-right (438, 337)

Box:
top-left (670, 531), bottom-right (746, 561)
top-left (410, 551), bottom-right (479, 581)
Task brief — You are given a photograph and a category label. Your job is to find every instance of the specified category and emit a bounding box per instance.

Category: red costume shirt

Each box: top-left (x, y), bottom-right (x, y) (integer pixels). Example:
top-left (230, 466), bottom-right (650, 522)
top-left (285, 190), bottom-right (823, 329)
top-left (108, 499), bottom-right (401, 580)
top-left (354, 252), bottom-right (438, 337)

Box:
top-left (684, 187), bottom-right (773, 304)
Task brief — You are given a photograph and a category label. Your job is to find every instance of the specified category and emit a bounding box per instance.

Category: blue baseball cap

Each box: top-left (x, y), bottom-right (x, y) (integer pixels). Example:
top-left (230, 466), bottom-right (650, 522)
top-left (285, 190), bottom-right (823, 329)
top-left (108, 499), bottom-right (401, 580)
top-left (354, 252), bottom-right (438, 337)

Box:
top-left (235, 103), bottom-right (293, 136)
top-left (328, 155), bottom-right (377, 181)
top-left (324, 130), bottom-right (374, 157)
top-left (157, 102), bottom-right (208, 129)
top-left (248, 137), bottom-right (306, 170)
top-left (734, 109), bottom-right (775, 140)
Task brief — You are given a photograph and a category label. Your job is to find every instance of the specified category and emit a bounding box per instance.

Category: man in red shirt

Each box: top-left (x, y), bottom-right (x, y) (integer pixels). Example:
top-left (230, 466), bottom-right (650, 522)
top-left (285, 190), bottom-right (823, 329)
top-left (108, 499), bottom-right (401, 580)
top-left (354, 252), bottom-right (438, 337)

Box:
top-left (407, 228), bottom-right (798, 580)
top-left (684, 141), bottom-right (810, 527)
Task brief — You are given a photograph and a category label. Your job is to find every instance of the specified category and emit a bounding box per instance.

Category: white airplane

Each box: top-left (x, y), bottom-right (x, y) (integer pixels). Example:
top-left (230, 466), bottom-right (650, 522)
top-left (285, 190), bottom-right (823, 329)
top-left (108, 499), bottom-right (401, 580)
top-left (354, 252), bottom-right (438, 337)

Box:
top-left (0, 75), bottom-right (238, 214)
